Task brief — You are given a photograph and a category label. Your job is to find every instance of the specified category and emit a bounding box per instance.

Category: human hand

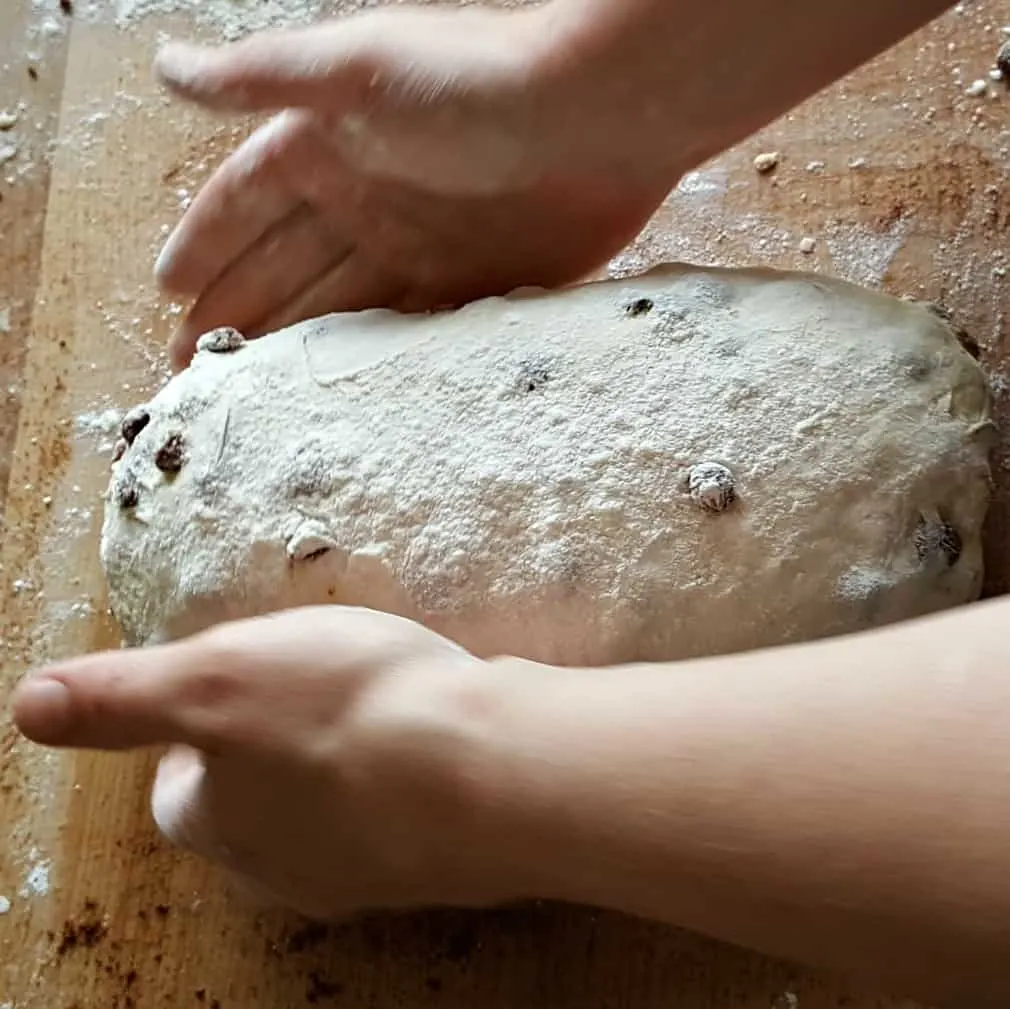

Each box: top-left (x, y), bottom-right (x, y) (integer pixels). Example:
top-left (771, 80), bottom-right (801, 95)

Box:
top-left (12, 607), bottom-right (533, 919)
top-left (152, 3), bottom-right (682, 368)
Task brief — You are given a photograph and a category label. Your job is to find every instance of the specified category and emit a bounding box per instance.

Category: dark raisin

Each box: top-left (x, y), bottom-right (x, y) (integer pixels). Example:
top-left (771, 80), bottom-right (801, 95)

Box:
top-left (953, 326), bottom-right (981, 360)
top-left (196, 327), bottom-right (245, 354)
top-left (59, 0), bottom-right (73, 14)
top-left (914, 516), bottom-right (962, 567)
top-left (121, 407), bottom-right (150, 445)
top-left (688, 462), bottom-right (736, 513)
top-left (625, 297), bottom-right (654, 317)
top-left (116, 472), bottom-right (140, 509)
top-left (154, 432), bottom-right (186, 473)
top-left (998, 40), bottom-right (1010, 82)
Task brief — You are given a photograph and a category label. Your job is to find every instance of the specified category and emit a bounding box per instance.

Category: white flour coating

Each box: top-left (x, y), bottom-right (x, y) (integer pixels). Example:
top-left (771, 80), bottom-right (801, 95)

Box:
top-left (78, 0), bottom-right (539, 40)
top-left (101, 264), bottom-right (994, 665)
top-left (79, 0), bottom-right (326, 39)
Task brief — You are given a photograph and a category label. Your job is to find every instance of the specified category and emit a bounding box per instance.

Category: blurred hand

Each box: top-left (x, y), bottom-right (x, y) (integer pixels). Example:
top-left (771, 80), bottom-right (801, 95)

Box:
top-left (13, 607), bottom-right (526, 919)
top-left (152, 4), bottom-right (679, 367)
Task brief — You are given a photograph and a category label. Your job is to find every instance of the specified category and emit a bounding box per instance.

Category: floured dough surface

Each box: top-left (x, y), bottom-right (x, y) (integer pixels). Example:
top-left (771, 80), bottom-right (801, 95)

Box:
top-left (101, 263), bottom-right (995, 664)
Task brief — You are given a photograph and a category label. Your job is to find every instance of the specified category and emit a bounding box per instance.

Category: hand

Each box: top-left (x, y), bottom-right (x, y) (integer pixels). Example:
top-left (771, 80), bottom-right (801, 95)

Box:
top-left (151, 2), bottom-right (682, 368)
top-left (12, 607), bottom-right (529, 919)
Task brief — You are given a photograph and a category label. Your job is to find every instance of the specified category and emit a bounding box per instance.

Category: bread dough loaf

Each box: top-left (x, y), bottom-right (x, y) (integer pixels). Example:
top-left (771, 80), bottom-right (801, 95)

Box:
top-left (100, 263), bottom-right (995, 664)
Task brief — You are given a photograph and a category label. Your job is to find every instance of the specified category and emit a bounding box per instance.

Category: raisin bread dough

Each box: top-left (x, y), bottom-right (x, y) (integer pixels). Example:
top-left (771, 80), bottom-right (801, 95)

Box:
top-left (100, 263), bottom-right (995, 663)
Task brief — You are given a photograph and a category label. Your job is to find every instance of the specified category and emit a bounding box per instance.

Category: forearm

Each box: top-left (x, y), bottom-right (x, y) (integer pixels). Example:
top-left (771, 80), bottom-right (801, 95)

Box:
top-left (480, 599), bottom-right (1010, 1004)
top-left (531, 0), bottom-right (954, 177)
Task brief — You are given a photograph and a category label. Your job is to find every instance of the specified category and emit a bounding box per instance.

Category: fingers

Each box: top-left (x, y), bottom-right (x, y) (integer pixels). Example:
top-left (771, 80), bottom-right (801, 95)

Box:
top-left (151, 746), bottom-right (210, 849)
top-left (155, 111), bottom-right (318, 298)
top-left (252, 250), bottom-right (409, 336)
top-left (153, 23), bottom-right (376, 114)
top-left (13, 607), bottom-right (450, 755)
top-left (12, 608), bottom-right (380, 754)
top-left (167, 206), bottom-right (354, 363)
top-left (11, 642), bottom-right (231, 752)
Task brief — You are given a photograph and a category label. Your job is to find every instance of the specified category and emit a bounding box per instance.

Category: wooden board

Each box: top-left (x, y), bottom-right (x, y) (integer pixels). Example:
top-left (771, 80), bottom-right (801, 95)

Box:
top-left (2, 2), bottom-right (1009, 1007)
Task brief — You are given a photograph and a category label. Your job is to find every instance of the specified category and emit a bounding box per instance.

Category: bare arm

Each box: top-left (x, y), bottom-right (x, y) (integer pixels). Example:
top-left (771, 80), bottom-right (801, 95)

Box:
top-left (13, 586), bottom-right (1005, 1004)
top-left (528, 0), bottom-right (954, 179)
top-left (479, 599), bottom-right (1010, 1006)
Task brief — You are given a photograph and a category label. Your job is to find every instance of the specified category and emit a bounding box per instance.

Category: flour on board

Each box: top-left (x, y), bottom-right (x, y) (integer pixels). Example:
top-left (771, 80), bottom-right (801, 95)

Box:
top-left (79, 0), bottom-right (329, 39)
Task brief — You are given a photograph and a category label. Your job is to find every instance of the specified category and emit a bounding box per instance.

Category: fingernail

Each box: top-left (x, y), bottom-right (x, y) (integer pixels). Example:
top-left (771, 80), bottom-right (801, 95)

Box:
top-left (153, 233), bottom-right (178, 285)
top-left (15, 678), bottom-right (73, 740)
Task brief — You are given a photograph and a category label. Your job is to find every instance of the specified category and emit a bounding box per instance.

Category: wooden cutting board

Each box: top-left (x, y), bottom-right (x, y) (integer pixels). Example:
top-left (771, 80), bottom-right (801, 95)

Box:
top-left (3, 2), bottom-right (1008, 1007)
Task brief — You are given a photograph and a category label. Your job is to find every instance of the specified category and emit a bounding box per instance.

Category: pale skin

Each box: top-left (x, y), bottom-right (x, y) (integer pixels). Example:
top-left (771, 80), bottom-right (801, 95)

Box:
top-left (13, 0), bottom-right (1008, 1004)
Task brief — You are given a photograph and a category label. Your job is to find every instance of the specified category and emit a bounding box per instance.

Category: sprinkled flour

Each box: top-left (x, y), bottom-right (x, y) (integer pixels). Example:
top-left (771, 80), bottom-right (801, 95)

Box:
top-left (77, 0), bottom-right (326, 39)
top-left (99, 265), bottom-right (992, 665)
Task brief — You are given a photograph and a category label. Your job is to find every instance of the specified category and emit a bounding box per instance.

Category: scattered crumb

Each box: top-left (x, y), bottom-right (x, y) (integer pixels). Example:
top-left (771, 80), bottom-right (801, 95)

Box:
top-left (0, 110), bottom-right (17, 131)
top-left (798, 237), bottom-right (817, 255)
top-left (966, 78), bottom-right (988, 96)
top-left (0, 143), bottom-right (19, 166)
top-left (0, 895), bottom-right (11, 914)
top-left (0, 309), bottom-right (10, 333)
top-left (753, 151), bottom-right (780, 175)
top-left (56, 912), bottom-right (108, 956)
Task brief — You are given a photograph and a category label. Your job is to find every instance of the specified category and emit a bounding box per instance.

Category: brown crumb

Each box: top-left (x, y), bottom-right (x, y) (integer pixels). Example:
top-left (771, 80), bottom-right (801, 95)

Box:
top-left (59, 0), bottom-right (73, 13)
top-left (56, 914), bottom-right (108, 956)
top-left (284, 922), bottom-right (330, 953)
top-left (306, 972), bottom-right (343, 1003)
top-left (155, 904), bottom-right (170, 917)
top-left (195, 989), bottom-right (206, 1002)
top-left (27, 66), bottom-right (38, 80)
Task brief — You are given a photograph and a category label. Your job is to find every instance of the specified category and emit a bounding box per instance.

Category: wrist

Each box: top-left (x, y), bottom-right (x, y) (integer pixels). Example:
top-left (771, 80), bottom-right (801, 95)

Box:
top-left (517, 0), bottom-right (746, 182)
top-left (451, 656), bottom-right (624, 908)
top-left (520, 0), bottom-right (955, 184)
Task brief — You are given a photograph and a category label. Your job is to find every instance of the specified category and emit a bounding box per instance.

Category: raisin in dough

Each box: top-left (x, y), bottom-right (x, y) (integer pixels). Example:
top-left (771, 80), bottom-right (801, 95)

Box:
top-left (101, 263), bottom-right (995, 663)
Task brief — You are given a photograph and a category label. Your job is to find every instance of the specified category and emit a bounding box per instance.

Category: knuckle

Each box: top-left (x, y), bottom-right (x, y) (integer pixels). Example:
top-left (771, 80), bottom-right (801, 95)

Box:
top-left (178, 635), bottom-right (250, 710)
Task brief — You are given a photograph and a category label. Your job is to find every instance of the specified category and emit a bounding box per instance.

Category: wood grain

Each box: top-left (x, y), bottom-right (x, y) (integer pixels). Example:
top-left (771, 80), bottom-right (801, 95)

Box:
top-left (2, 3), bottom-right (1008, 1008)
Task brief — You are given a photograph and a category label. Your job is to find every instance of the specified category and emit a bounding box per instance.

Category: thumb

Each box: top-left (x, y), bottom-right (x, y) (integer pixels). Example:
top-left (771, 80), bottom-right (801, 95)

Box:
top-left (153, 20), bottom-right (383, 113)
top-left (11, 637), bottom-right (242, 753)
